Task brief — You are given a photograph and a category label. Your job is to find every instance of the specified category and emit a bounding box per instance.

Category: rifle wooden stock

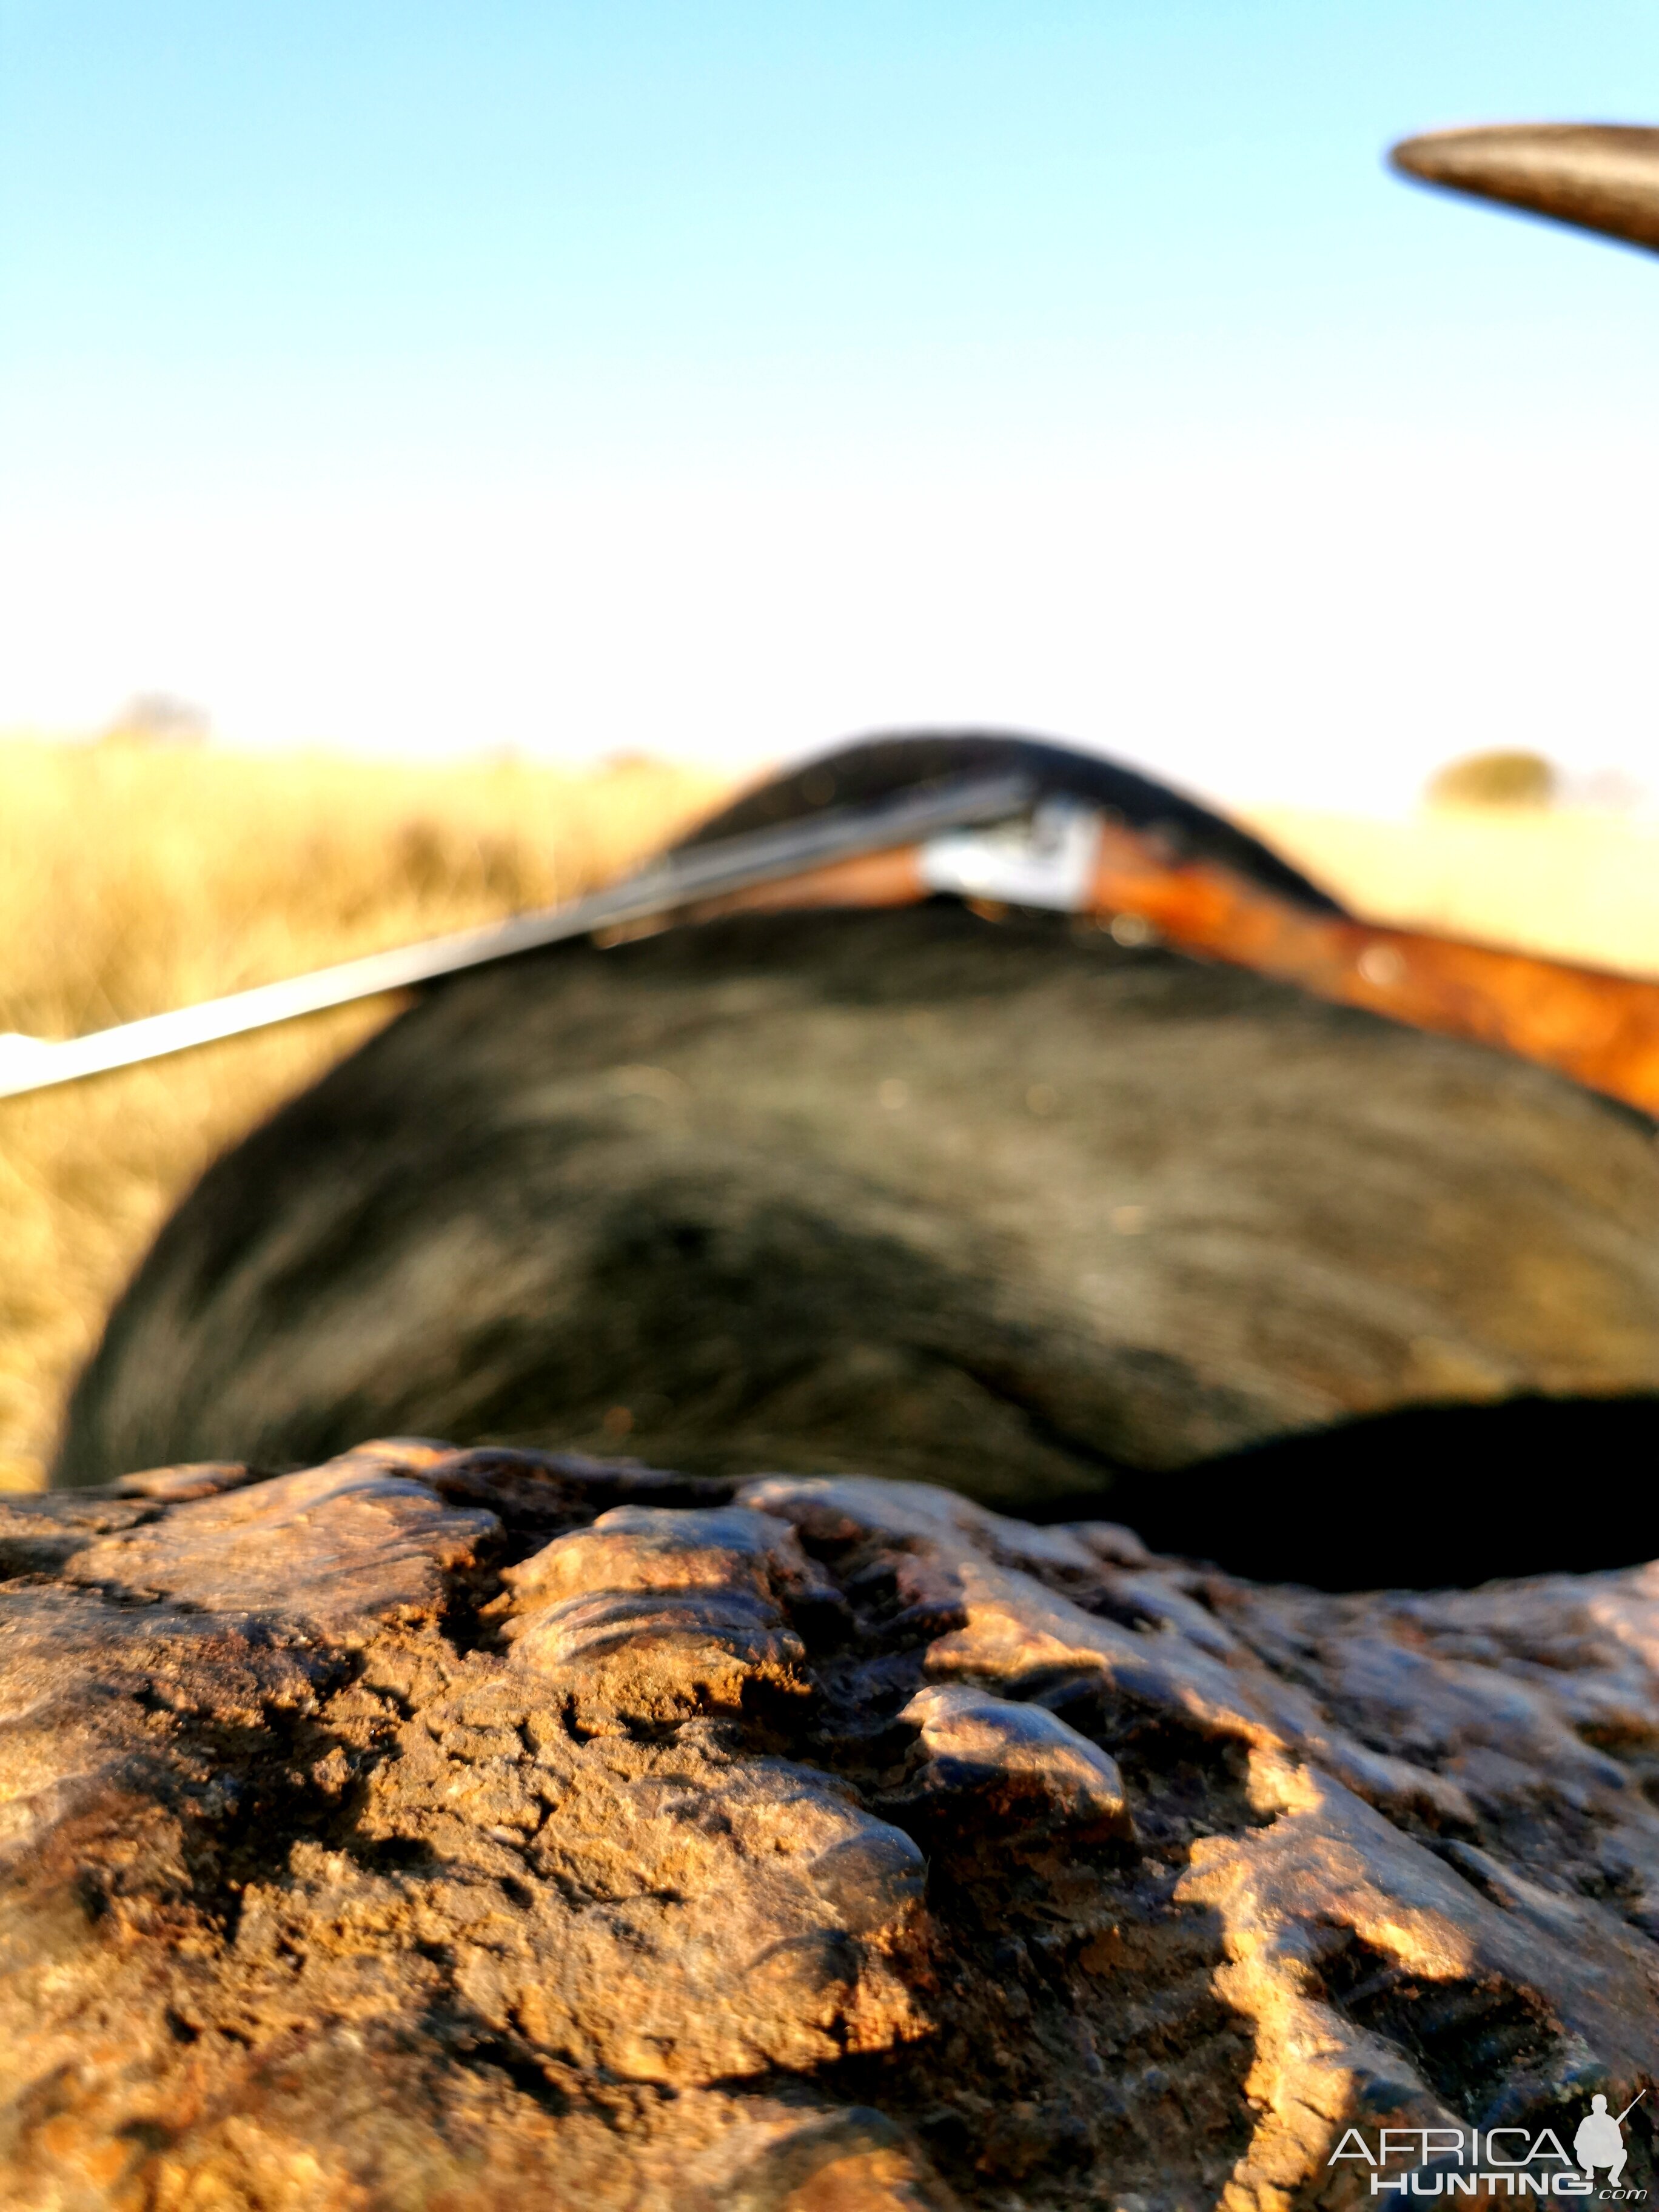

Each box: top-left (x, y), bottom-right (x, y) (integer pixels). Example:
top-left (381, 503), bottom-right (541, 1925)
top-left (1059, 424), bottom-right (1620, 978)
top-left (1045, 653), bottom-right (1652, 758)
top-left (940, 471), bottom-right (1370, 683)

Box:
top-left (1086, 823), bottom-right (1659, 1117)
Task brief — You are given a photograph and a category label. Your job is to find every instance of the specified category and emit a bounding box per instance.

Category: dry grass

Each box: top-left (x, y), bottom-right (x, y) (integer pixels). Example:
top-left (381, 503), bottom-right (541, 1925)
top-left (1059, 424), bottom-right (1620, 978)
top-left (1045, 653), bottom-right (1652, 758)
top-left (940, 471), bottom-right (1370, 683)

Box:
top-left (0, 740), bottom-right (731, 1490)
top-left (2, 737), bottom-right (1655, 1496)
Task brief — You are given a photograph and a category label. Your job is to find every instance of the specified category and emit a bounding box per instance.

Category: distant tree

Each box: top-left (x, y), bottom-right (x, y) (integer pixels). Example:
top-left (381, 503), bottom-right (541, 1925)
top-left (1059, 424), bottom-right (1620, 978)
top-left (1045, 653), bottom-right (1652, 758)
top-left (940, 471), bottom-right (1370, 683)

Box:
top-left (1426, 749), bottom-right (1558, 809)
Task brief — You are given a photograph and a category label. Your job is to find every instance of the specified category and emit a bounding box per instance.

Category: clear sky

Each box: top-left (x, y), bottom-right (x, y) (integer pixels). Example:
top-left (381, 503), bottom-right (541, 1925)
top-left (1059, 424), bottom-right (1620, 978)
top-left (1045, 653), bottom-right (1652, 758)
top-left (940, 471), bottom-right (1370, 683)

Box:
top-left (2, 1), bottom-right (1656, 808)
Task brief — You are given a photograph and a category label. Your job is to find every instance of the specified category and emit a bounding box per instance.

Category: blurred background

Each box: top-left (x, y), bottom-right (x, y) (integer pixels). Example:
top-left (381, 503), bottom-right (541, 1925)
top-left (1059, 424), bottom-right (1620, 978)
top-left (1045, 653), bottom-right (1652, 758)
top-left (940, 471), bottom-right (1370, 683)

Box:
top-left (2, 0), bottom-right (1657, 1484)
top-left (4, 0), bottom-right (1659, 798)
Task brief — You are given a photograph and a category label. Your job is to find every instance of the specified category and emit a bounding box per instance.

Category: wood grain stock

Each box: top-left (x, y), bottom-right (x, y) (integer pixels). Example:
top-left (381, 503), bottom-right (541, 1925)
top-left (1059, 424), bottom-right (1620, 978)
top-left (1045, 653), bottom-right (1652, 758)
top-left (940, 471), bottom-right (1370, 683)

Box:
top-left (1087, 823), bottom-right (1659, 1116)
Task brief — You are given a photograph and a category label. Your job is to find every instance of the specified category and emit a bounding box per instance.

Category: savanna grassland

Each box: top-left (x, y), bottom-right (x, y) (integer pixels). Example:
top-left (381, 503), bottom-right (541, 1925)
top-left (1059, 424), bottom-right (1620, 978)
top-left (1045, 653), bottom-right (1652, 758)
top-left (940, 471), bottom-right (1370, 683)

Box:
top-left (0, 739), bottom-right (729, 1489)
top-left (2, 733), bottom-right (1655, 1492)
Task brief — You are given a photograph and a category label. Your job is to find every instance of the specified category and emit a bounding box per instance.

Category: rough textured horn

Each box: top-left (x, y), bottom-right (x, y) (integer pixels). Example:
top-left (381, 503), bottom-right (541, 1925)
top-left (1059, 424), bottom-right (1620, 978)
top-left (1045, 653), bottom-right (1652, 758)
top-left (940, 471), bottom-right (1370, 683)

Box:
top-left (1390, 123), bottom-right (1659, 254)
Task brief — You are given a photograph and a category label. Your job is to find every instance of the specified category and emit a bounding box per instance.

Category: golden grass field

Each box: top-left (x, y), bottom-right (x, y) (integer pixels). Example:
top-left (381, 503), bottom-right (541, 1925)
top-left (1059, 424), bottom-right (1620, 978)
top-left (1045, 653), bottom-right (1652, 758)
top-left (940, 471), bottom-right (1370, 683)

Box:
top-left (2, 735), bottom-right (1656, 1493)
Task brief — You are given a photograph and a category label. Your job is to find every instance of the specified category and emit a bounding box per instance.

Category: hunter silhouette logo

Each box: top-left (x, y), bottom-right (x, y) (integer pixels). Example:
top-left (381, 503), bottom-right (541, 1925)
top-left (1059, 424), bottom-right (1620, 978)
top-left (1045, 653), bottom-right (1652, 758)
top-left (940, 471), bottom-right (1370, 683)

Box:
top-left (1329, 2093), bottom-right (1649, 2197)
top-left (1577, 2099), bottom-right (1643, 2191)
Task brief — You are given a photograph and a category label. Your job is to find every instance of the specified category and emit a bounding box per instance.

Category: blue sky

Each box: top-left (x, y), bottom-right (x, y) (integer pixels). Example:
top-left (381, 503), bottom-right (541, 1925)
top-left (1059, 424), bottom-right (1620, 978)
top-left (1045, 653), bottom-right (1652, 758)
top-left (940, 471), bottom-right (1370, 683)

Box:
top-left (2, 1), bottom-right (1656, 805)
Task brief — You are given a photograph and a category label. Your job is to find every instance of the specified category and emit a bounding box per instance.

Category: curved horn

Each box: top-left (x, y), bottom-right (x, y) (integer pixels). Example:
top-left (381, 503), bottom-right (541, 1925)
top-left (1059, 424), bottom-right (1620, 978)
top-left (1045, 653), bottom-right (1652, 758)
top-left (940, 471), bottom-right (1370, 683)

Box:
top-left (1390, 124), bottom-right (1659, 255)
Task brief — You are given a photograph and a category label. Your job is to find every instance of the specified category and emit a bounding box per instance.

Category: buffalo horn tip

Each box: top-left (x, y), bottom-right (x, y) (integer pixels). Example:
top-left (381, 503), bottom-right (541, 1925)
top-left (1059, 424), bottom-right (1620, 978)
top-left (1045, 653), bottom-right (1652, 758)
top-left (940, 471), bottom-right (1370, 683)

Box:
top-left (1389, 122), bottom-right (1659, 255)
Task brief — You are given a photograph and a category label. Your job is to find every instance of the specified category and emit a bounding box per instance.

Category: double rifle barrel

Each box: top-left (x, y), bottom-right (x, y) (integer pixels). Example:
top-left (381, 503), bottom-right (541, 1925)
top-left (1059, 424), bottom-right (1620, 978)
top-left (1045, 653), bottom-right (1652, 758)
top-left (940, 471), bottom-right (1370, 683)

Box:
top-left (0, 771), bottom-right (1031, 1101)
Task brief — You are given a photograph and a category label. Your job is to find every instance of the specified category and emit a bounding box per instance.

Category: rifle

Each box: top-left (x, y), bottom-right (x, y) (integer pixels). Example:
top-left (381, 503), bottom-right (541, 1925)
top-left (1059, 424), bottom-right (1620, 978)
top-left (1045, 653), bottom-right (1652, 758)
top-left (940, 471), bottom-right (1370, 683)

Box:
top-left (7, 769), bottom-right (1659, 1117)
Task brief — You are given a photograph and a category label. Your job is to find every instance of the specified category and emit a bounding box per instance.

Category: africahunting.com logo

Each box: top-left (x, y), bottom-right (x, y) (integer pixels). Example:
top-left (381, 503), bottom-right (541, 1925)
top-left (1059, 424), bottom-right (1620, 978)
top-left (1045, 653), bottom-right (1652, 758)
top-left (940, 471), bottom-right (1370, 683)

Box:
top-left (1329, 2096), bottom-right (1649, 2199)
